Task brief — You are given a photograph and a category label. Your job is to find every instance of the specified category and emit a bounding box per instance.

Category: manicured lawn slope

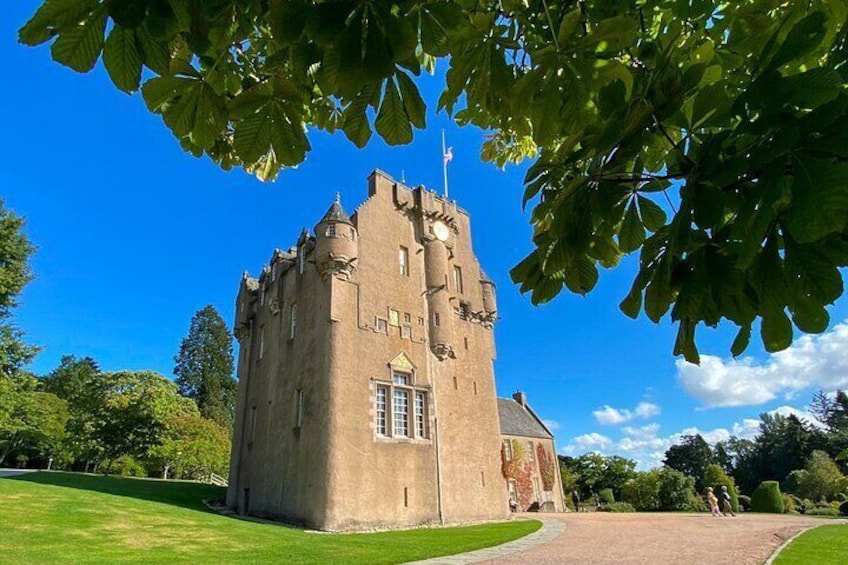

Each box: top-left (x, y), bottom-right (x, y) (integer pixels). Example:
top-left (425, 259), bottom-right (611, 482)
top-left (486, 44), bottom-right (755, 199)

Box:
top-left (0, 472), bottom-right (539, 564)
top-left (772, 524), bottom-right (848, 565)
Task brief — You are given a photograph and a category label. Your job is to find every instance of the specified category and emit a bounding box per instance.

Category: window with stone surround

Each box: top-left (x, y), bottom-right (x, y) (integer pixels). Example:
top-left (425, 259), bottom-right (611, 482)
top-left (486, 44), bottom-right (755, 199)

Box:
top-left (290, 303), bottom-right (297, 339)
top-left (399, 246), bottom-right (409, 276)
top-left (453, 265), bottom-right (463, 293)
top-left (374, 363), bottom-right (430, 441)
top-left (503, 439), bottom-right (513, 461)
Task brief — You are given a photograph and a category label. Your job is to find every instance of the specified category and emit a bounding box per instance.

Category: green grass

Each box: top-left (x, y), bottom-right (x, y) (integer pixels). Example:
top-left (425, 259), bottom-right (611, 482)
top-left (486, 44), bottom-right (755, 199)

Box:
top-left (772, 524), bottom-right (848, 564)
top-left (0, 472), bottom-right (540, 564)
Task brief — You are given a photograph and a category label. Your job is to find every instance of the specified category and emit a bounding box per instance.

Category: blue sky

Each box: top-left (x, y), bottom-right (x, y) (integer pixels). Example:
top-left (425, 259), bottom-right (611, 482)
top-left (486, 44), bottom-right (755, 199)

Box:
top-left (5, 3), bottom-right (848, 468)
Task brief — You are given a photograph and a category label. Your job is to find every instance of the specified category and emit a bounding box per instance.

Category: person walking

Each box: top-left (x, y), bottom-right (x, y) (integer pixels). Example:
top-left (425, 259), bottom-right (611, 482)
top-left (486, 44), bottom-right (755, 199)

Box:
top-left (707, 487), bottom-right (722, 517)
top-left (720, 486), bottom-right (736, 517)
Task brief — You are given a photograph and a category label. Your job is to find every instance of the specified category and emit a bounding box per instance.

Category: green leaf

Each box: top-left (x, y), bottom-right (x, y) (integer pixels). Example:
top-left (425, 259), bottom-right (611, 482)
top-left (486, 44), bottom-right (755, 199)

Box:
top-left (644, 259), bottom-right (673, 323)
top-left (769, 12), bottom-right (826, 69)
top-left (761, 309), bottom-right (793, 352)
top-left (783, 68), bottom-right (841, 109)
top-left (234, 110), bottom-right (272, 165)
top-left (673, 319), bottom-right (699, 364)
top-left (396, 72), bottom-right (426, 129)
top-left (108, 0), bottom-right (149, 29)
top-left (375, 79), bottom-right (412, 145)
top-left (341, 91), bottom-right (373, 148)
top-left (618, 200), bottom-right (645, 253)
top-left (789, 297), bottom-right (829, 334)
top-left (141, 76), bottom-right (190, 111)
top-left (19, 0), bottom-right (98, 46)
top-left (731, 324), bottom-right (751, 357)
top-left (103, 26), bottom-right (142, 93)
top-left (50, 5), bottom-right (107, 72)
top-left (136, 24), bottom-right (170, 75)
top-left (637, 196), bottom-right (666, 232)
top-left (191, 83), bottom-right (227, 150)
top-left (268, 104), bottom-right (310, 167)
top-left (563, 257), bottom-right (598, 295)
top-left (785, 157), bottom-right (848, 243)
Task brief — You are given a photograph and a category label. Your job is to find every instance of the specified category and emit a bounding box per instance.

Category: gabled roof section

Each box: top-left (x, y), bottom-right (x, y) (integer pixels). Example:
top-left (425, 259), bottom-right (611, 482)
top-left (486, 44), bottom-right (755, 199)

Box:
top-left (319, 193), bottom-right (352, 225)
top-left (498, 398), bottom-right (553, 439)
top-left (388, 352), bottom-right (416, 371)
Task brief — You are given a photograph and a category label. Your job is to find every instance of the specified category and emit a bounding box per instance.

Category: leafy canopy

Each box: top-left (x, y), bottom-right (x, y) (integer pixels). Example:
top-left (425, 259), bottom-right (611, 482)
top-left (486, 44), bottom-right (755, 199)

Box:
top-left (20, 0), bottom-right (848, 359)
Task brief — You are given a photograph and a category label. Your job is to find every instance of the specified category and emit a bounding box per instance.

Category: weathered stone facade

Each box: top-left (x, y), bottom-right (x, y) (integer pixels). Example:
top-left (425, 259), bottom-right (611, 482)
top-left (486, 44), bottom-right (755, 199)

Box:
top-left (227, 170), bottom-right (515, 531)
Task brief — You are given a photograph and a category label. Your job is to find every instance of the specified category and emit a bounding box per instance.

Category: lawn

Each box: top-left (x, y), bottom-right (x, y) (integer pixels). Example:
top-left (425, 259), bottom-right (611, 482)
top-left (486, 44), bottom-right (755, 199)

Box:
top-left (0, 472), bottom-right (540, 564)
top-left (772, 524), bottom-right (848, 564)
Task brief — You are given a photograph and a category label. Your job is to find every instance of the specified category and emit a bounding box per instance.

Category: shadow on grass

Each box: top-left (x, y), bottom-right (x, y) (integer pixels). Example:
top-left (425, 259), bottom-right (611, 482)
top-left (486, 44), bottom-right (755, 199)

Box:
top-left (6, 471), bottom-right (225, 513)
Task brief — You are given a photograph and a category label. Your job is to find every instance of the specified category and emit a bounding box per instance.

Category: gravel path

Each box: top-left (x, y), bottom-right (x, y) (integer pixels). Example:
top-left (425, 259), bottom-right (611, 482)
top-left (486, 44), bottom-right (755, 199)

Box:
top-left (475, 512), bottom-right (830, 565)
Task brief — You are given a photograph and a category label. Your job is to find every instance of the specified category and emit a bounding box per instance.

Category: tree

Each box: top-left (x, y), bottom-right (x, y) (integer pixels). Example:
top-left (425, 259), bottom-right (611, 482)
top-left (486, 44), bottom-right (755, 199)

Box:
top-left (20, 1), bottom-right (848, 359)
top-left (148, 414), bottom-right (231, 480)
top-left (174, 305), bottom-right (236, 429)
top-left (797, 450), bottom-right (845, 502)
top-left (663, 434), bottom-right (713, 491)
top-left (0, 200), bottom-right (37, 375)
top-left (561, 452), bottom-right (636, 499)
top-left (42, 356), bottom-right (106, 469)
top-left (703, 463), bottom-right (739, 513)
top-left (0, 372), bottom-right (68, 466)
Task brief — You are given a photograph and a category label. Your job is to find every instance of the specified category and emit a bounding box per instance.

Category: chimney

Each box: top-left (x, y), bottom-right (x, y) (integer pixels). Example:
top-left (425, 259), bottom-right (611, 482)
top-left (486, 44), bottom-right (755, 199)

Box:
top-left (513, 390), bottom-right (526, 408)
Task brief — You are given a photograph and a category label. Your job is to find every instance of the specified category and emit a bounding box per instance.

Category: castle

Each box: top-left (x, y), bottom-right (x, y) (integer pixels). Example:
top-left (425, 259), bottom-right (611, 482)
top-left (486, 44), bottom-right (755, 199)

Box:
top-left (227, 170), bottom-right (563, 531)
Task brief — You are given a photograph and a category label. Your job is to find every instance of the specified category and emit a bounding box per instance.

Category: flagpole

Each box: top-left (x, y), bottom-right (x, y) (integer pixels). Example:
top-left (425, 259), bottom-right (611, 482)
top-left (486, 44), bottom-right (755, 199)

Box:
top-left (442, 130), bottom-right (449, 199)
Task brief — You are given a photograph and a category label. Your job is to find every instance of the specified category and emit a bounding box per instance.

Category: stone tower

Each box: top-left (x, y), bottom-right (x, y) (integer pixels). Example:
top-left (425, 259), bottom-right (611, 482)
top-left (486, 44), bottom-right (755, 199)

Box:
top-left (227, 170), bottom-right (507, 531)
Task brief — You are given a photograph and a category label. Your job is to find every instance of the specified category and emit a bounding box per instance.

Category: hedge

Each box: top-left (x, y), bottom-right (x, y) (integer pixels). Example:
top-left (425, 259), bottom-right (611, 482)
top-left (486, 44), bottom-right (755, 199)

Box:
top-left (751, 481), bottom-right (784, 513)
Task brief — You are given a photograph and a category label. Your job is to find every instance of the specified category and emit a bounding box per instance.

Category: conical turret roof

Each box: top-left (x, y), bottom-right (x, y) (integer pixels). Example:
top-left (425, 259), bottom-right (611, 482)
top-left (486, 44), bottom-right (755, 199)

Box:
top-left (318, 193), bottom-right (352, 225)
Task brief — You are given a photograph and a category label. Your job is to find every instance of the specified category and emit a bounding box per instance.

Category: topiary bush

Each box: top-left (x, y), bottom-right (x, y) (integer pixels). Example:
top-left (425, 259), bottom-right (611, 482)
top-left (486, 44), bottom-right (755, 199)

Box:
top-left (599, 488), bottom-right (615, 505)
top-left (839, 500), bottom-right (848, 516)
top-left (738, 495), bottom-right (751, 511)
top-left (657, 467), bottom-right (697, 511)
top-left (751, 481), bottom-right (784, 513)
top-left (599, 502), bottom-right (635, 512)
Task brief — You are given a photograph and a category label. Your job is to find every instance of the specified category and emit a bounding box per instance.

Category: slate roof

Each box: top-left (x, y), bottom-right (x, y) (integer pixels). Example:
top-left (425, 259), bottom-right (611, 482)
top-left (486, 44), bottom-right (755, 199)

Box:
top-left (319, 193), bottom-right (352, 225)
top-left (498, 398), bottom-right (553, 439)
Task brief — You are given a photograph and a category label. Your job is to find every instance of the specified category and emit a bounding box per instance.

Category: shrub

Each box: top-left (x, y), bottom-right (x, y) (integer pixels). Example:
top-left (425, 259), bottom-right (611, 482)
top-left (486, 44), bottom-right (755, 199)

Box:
top-left (622, 471), bottom-right (660, 511)
top-left (782, 493), bottom-right (798, 514)
top-left (806, 506), bottom-right (839, 516)
top-left (599, 488), bottom-right (615, 505)
top-left (839, 500), bottom-right (848, 516)
top-left (657, 467), bottom-right (697, 511)
top-left (599, 502), bottom-right (635, 512)
top-left (782, 469), bottom-right (807, 495)
top-left (105, 455), bottom-right (146, 477)
top-left (798, 451), bottom-right (845, 502)
top-left (738, 495), bottom-right (751, 511)
top-left (751, 481), bottom-right (784, 513)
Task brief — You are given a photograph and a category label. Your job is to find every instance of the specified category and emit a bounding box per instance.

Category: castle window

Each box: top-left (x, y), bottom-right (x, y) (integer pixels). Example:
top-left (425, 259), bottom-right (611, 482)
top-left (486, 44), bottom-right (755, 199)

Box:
top-left (459, 304), bottom-right (468, 320)
top-left (399, 246), bottom-right (409, 276)
top-left (453, 266), bottom-right (463, 293)
top-left (528, 441), bottom-right (535, 463)
top-left (298, 244), bottom-right (305, 274)
top-left (403, 313), bottom-right (411, 323)
top-left (290, 304), bottom-right (297, 339)
top-left (259, 326), bottom-right (265, 359)
top-left (376, 317), bottom-right (388, 333)
top-left (415, 392), bottom-right (427, 438)
top-left (393, 389), bottom-right (409, 437)
top-left (392, 372), bottom-right (409, 385)
top-left (508, 479), bottom-right (518, 503)
top-left (260, 288), bottom-right (266, 306)
top-left (249, 406), bottom-right (257, 446)
top-left (295, 389), bottom-right (304, 428)
top-left (375, 386), bottom-right (388, 435)
top-left (434, 313), bottom-right (440, 327)
top-left (401, 325), bottom-right (411, 340)
top-left (503, 439), bottom-right (513, 461)
top-left (327, 224), bottom-right (336, 237)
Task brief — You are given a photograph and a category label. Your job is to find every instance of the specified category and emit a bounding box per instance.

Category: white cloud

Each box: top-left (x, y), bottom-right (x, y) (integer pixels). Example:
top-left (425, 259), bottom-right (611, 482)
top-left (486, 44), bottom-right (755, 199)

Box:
top-left (677, 321), bottom-right (848, 407)
top-left (560, 432), bottom-right (612, 454)
top-left (635, 402), bottom-right (661, 418)
top-left (542, 419), bottom-right (561, 431)
top-left (769, 406), bottom-right (826, 429)
top-left (593, 402), bottom-right (661, 425)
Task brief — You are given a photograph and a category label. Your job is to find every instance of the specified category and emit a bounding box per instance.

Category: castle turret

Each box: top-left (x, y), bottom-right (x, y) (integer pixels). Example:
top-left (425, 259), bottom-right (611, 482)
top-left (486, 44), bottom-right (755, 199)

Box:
top-left (314, 194), bottom-right (358, 280)
top-left (480, 269), bottom-right (497, 321)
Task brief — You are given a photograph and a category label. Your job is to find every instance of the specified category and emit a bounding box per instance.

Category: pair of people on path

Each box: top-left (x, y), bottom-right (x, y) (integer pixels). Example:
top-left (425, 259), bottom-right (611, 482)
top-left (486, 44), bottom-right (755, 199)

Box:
top-left (707, 485), bottom-right (736, 517)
